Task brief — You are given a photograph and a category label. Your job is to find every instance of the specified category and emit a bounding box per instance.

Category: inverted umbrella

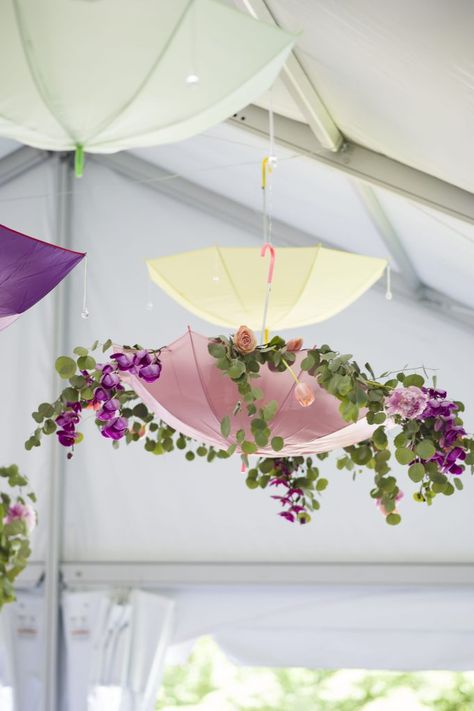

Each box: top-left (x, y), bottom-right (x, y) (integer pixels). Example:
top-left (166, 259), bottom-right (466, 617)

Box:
top-left (147, 245), bottom-right (387, 331)
top-left (0, 223), bottom-right (85, 330)
top-left (123, 329), bottom-right (375, 456)
top-left (0, 0), bottom-right (294, 165)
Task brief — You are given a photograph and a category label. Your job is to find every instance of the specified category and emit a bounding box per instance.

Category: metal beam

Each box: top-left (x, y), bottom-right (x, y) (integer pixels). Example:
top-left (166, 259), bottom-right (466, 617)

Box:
top-left (42, 154), bottom-right (74, 711)
top-left (234, 0), bottom-right (343, 151)
top-left (62, 562), bottom-right (474, 587)
top-left (0, 145), bottom-right (50, 187)
top-left (93, 151), bottom-right (474, 331)
top-left (352, 181), bottom-right (424, 297)
top-left (229, 104), bottom-right (474, 225)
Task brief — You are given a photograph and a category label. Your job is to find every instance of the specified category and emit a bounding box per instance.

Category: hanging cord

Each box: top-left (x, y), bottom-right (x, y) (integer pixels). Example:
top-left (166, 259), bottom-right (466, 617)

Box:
top-left (260, 242), bottom-right (275, 344)
top-left (145, 273), bottom-right (154, 311)
top-left (81, 254), bottom-right (89, 319)
top-left (385, 263), bottom-right (393, 301)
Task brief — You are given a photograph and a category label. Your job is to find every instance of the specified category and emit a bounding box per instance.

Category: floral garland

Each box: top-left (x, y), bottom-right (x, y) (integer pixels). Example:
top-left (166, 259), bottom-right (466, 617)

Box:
top-left (0, 465), bottom-right (36, 606)
top-left (27, 330), bottom-right (474, 528)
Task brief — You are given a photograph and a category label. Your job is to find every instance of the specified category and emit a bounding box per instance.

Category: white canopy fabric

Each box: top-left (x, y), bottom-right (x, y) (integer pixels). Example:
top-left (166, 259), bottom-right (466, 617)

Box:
top-left (0, 0), bottom-right (474, 707)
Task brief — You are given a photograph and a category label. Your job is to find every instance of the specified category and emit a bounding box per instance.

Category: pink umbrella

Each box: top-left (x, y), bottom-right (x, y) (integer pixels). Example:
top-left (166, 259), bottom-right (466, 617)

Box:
top-left (123, 330), bottom-right (375, 457)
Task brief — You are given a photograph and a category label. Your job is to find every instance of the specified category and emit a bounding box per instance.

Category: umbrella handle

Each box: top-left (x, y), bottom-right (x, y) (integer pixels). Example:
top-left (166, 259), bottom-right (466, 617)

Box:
top-left (261, 242), bottom-right (275, 284)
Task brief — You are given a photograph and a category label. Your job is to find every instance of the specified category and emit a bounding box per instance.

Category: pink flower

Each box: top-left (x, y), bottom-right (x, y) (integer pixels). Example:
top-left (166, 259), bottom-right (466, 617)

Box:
top-left (233, 325), bottom-right (257, 355)
top-left (4, 503), bottom-right (36, 533)
top-left (385, 386), bottom-right (428, 419)
top-left (294, 382), bottom-right (315, 407)
top-left (286, 338), bottom-right (303, 352)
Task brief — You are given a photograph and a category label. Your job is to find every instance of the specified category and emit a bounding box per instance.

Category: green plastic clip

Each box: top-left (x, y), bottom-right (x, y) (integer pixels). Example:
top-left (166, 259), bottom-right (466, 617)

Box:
top-left (74, 145), bottom-right (84, 178)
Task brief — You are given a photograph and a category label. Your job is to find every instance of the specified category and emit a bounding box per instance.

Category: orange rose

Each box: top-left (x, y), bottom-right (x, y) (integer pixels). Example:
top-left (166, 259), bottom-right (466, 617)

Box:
top-left (286, 338), bottom-right (303, 352)
top-left (294, 382), bottom-right (315, 407)
top-left (233, 325), bottom-right (257, 355)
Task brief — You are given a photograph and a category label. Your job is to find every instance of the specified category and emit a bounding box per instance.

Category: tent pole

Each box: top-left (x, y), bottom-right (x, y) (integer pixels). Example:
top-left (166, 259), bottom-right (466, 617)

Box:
top-left (0, 146), bottom-right (49, 188)
top-left (42, 153), bottom-right (73, 711)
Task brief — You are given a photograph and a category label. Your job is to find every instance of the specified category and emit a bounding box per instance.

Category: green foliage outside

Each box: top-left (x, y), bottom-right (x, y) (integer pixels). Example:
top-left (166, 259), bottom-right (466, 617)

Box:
top-left (157, 637), bottom-right (474, 711)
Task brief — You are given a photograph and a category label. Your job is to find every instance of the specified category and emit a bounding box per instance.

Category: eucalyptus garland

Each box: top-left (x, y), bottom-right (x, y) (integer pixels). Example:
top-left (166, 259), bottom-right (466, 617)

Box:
top-left (27, 330), bottom-right (474, 528)
top-left (0, 465), bottom-right (36, 606)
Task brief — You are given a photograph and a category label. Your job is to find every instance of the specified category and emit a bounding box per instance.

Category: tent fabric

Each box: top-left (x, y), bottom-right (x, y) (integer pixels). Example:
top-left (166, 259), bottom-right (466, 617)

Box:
top-left (0, 222), bottom-right (85, 329)
top-left (63, 590), bottom-right (174, 711)
top-left (261, 0), bottom-right (474, 193)
top-left (0, 0), bottom-right (294, 153)
top-left (146, 246), bottom-right (387, 330)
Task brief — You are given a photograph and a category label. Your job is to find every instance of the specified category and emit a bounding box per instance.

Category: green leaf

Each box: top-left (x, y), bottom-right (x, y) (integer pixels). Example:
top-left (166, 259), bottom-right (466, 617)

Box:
top-left (301, 355), bottom-right (316, 371)
top-left (226, 443), bottom-right (237, 457)
top-left (43, 419), bottom-right (57, 435)
top-left (220, 416), bottom-right (231, 438)
top-left (185, 451), bottom-right (195, 461)
top-left (102, 338), bottom-right (113, 353)
top-left (55, 356), bottom-right (77, 379)
top-left (316, 478), bottom-right (328, 491)
top-left (241, 440), bottom-right (257, 454)
top-left (77, 355), bottom-right (96, 371)
top-left (208, 342), bottom-right (226, 358)
top-left (262, 400), bottom-right (278, 422)
top-left (236, 429), bottom-right (245, 443)
top-left (73, 346), bottom-right (88, 357)
top-left (395, 447), bottom-right (414, 465)
top-left (245, 477), bottom-right (259, 489)
top-left (394, 432), bottom-right (408, 448)
top-left (404, 374), bottom-right (425, 388)
top-left (415, 439), bottom-right (436, 460)
top-left (132, 403), bottom-right (148, 420)
top-left (386, 513), bottom-right (401, 526)
top-left (61, 387), bottom-right (79, 403)
top-left (408, 462), bottom-right (425, 483)
top-left (254, 430), bottom-right (269, 448)
top-left (271, 436), bottom-right (284, 452)
top-left (228, 360), bottom-right (245, 379)
top-left (454, 477), bottom-right (464, 490)
top-left (38, 402), bottom-right (55, 418)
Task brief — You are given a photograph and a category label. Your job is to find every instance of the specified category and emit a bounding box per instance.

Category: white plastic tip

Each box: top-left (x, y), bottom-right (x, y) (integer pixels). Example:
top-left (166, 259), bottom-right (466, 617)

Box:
top-left (81, 308), bottom-right (89, 319)
top-left (212, 276), bottom-right (220, 283)
top-left (269, 155), bottom-right (278, 167)
top-left (185, 73), bottom-right (200, 85)
top-left (145, 301), bottom-right (154, 311)
top-left (385, 292), bottom-right (393, 301)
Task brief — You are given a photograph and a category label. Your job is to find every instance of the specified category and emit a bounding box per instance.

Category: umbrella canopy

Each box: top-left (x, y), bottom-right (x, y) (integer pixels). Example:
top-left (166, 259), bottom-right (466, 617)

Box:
top-left (147, 245), bottom-right (387, 331)
top-left (0, 0), bottom-right (294, 155)
top-left (0, 223), bottom-right (84, 330)
top-left (123, 329), bottom-right (375, 457)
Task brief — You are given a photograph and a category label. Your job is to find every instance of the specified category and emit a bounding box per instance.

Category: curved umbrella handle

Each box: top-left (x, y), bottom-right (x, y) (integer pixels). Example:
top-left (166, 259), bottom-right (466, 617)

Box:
top-left (261, 241), bottom-right (275, 284)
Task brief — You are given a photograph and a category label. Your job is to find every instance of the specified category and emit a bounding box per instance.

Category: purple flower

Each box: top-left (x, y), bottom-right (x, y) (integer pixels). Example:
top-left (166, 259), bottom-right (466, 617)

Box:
top-left (385, 386), bottom-right (429, 419)
top-left (4, 503), bottom-right (36, 533)
top-left (138, 363), bottom-right (162, 383)
top-left (111, 352), bottom-right (134, 371)
top-left (133, 350), bottom-right (152, 368)
top-left (97, 398), bottom-right (120, 421)
top-left (279, 511), bottom-right (295, 523)
top-left (57, 430), bottom-right (77, 447)
top-left (101, 372), bottom-right (120, 389)
top-left (93, 387), bottom-right (110, 402)
top-left (101, 416), bottom-right (128, 440)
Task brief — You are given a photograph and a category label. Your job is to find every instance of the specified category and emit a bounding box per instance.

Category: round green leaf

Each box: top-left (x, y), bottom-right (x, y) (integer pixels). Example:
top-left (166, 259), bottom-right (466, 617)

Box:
top-left (415, 439), bottom-right (436, 460)
top-left (408, 462), bottom-right (425, 483)
top-left (271, 436), bottom-right (284, 452)
top-left (55, 356), bottom-right (77, 379)
top-left (77, 355), bottom-right (96, 371)
top-left (395, 447), bottom-right (414, 465)
top-left (386, 513), bottom-right (401, 525)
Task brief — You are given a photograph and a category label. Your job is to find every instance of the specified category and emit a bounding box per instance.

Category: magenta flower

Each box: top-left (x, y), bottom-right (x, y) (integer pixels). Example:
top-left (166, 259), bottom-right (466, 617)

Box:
top-left (101, 416), bottom-right (128, 440)
top-left (138, 363), bottom-right (162, 382)
top-left (4, 503), bottom-right (36, 533)
top-left (385, 386), bottom-right (429, 419)
top-left (111, 352), bottom-right (134, 371)
top-left (101, 371), bottom-right (120, 389)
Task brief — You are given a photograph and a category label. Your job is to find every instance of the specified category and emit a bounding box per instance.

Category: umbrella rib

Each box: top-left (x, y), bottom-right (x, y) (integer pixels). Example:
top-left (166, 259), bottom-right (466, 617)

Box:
top-left (82, 0), bottom-right (195, 145)
top-left (12, 0), bottom-right (78, 144)
top-left (272, 244), bottom-right (321, 329)
top-left (187, 329), bottom-right (228, 443)
top-left (215, 247), bottom-right (249, 323)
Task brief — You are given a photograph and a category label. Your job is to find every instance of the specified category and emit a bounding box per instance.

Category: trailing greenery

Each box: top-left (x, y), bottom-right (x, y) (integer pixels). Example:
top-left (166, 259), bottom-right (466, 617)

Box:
top-left (0, 465), bottom-right (36, 607)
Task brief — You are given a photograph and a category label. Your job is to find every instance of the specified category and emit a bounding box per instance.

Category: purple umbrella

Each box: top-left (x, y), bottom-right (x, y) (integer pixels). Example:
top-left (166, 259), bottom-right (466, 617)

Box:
top-left (0, 223), bottom-right (85, 330)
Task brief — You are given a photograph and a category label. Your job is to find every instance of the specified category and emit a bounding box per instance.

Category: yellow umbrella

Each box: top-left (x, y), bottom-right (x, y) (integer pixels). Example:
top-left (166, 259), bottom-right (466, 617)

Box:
top-left (146, 245), bottom-right (387, 331)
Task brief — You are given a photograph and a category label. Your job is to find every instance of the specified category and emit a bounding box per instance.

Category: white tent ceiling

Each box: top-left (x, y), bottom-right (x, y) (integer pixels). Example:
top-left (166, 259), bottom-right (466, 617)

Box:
top-left (0, 0), bottom-right (474, 708)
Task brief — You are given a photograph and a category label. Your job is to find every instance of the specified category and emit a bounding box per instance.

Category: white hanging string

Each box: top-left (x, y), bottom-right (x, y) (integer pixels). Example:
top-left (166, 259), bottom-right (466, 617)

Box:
top-left (145, 270), bottom-right (154, 311)
top-left (385, 263), bottom-right (392, 301)
top-left (81, 254), bottom-right (89, 319)
top-left (260, 93), bottom-right (277, 343)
